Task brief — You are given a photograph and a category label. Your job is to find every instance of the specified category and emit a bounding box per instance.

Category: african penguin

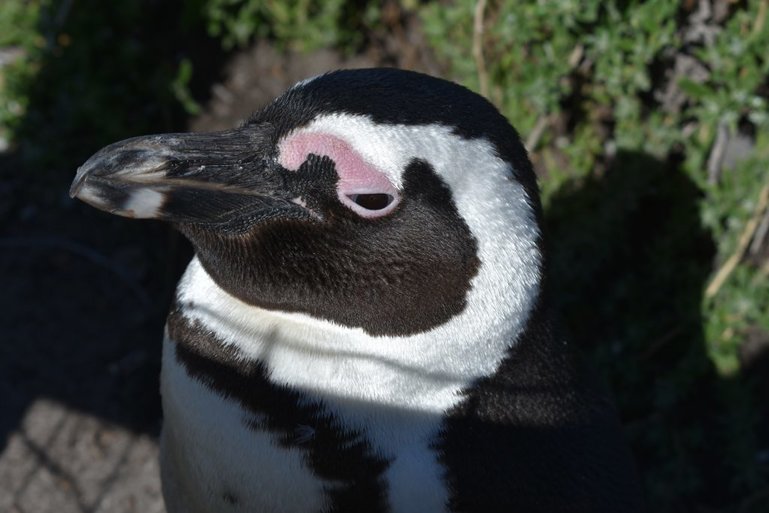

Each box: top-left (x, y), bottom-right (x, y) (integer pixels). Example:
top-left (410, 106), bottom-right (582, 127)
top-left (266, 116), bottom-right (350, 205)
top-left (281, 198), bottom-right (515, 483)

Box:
top-left (70, 68), bottom-right (643, 513)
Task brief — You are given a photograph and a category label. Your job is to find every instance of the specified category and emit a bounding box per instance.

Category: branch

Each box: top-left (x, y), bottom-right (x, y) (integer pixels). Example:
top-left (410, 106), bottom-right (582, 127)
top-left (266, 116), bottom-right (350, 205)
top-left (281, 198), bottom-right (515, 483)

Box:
top-left (706, 118), bottom-right (729, 185)
top-left (705, 182), bottom-right (769, 298)
top-left (472, 0), bottom-right (489, 98)
top-left (749, 205), bottom-right (769, 256)
top-left (525, 115), bottom-right (550, 152)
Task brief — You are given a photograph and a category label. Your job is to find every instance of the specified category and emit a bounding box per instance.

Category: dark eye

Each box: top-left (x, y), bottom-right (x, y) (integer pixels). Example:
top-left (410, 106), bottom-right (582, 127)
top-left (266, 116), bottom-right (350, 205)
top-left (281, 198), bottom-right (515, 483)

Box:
top-left (347, 193), bottom-right (395, 211)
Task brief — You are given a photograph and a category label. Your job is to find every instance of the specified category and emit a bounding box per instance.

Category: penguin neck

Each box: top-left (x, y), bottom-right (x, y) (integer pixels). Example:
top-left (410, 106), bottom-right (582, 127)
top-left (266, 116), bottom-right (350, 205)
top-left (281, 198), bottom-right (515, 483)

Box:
top-left (173, 254), bottom-right (540, 419)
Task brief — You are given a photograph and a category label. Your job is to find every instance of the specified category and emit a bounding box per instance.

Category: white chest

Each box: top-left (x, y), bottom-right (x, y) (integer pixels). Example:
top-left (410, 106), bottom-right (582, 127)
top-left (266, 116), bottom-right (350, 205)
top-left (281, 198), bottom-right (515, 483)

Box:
top-left (160, 335), bottom-right (450, 513)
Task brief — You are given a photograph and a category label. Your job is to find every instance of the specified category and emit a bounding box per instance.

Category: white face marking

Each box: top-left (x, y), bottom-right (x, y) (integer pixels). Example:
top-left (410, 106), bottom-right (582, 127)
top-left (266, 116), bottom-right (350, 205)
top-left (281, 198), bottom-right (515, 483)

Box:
top-left (123, 187), bottom-right (167, 218)
top-left (171, 113), bottom-right (542, 512)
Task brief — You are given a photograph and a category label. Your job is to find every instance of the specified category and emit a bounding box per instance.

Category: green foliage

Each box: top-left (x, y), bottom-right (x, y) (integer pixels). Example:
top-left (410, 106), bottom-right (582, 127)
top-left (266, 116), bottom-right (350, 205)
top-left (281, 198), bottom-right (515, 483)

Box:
top-left (194, 0), bottom-right (382, 51)
top-left (0, 0), bottom-right (216, 179)
top-left (0, 0), bottom-right (42, 47)
top-left (171, 58), bottom-right (203, 116)
top-left (704, 146), bottom-right (769, 375)
top-left (0, 0), bottom-right (43, 144)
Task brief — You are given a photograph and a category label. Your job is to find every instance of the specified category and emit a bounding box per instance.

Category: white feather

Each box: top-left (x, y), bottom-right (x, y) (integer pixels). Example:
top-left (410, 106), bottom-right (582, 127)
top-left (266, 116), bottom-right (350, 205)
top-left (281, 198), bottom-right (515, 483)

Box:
top-left (123, 188), bottom-right (167, 218)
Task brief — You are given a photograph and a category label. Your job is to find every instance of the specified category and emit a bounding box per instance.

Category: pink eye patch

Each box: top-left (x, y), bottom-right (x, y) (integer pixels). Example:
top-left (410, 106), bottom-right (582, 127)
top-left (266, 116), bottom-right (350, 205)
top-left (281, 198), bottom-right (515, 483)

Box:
top-left (278, 132), bottom-right (400, 217)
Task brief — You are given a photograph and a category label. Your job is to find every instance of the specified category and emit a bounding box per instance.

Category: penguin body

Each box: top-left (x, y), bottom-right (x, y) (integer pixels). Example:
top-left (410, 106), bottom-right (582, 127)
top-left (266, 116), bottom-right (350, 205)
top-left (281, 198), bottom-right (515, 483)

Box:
top-left (71, 69), bottom-right (643, 512)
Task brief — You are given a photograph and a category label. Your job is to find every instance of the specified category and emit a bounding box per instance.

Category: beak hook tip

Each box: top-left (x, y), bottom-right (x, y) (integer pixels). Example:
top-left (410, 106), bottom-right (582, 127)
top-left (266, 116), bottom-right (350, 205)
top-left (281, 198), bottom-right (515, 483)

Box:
top-left (69, 170), bottom-right (87, 199)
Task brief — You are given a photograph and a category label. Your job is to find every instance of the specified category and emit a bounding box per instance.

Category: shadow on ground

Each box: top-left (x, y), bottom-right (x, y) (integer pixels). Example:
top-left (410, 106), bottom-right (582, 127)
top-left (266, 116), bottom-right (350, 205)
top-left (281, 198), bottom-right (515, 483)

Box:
top-left (545, 151), bottom-right (768, 512)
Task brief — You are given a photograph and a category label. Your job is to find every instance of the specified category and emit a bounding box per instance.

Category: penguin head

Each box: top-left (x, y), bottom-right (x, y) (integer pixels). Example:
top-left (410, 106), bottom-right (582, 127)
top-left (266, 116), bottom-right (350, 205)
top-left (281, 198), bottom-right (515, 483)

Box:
top-left (71, 69), bottom-right (542, 339)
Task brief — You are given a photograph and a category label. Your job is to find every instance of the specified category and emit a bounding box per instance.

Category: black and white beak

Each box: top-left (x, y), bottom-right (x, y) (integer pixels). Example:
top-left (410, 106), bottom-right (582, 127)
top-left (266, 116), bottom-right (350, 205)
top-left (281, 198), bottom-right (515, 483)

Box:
top-left (69, 128), bottom-right (306, 226)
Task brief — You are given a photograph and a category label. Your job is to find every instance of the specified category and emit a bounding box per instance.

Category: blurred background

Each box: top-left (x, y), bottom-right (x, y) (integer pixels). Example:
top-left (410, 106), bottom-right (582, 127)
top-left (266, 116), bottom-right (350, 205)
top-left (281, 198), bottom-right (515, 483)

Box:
top-left (0, 0), bottom-right (767, 511)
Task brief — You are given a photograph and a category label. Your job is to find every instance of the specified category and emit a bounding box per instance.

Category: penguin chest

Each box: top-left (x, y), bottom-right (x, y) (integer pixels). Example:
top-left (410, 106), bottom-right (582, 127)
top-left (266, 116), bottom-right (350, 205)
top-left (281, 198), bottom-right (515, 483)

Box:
top-left (159, 338), bottom-right (329, 513)
top-left (159, 333), bottom-right (454, 513)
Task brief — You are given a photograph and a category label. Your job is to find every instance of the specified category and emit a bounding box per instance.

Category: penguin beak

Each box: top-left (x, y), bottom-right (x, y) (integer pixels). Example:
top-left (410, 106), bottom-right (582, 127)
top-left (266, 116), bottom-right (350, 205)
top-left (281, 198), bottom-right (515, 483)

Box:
top-left (70, 128), bottom-right (302, 225)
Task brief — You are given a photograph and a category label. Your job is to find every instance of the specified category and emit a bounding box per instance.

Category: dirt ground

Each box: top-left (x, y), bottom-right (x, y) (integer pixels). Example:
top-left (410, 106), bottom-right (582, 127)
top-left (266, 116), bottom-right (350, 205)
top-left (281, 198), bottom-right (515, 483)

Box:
top-left (0, 40), bottom-right (439, 512)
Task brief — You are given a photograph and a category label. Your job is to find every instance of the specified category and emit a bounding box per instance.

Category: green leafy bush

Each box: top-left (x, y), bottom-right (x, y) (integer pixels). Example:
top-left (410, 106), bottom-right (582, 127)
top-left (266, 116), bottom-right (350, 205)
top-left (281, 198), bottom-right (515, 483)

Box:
top-left (192, 0), bottom-right (383, 51)
top-left (0, 0), bottom-right (43, 146)
top-left (0, 0), bottom-right (220, 177)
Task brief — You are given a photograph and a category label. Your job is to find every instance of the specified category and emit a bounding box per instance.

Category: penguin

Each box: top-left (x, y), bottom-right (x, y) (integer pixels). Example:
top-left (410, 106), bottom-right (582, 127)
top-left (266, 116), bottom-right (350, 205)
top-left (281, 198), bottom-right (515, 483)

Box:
top-left (70, 68), bottom-right (643, 513)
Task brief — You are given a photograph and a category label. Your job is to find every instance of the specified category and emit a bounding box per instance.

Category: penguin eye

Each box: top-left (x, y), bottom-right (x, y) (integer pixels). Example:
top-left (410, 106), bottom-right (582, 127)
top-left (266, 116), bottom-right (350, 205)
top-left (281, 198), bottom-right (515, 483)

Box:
top-left (347, 193), bottom-right (395, 211)
top-left (340, 191), bottom-right (400, 218)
